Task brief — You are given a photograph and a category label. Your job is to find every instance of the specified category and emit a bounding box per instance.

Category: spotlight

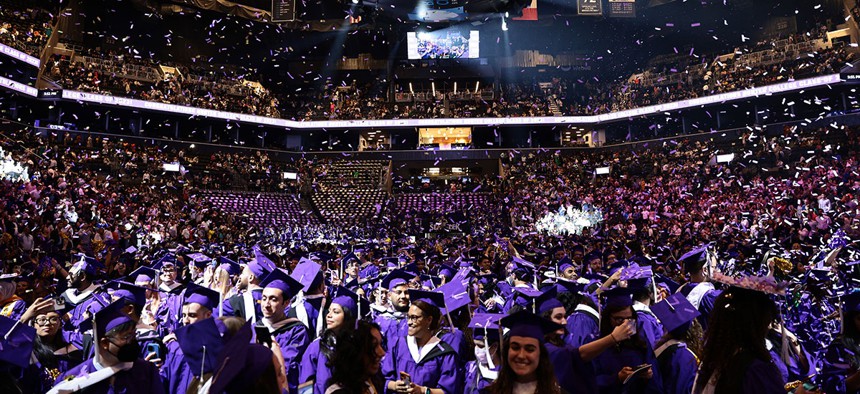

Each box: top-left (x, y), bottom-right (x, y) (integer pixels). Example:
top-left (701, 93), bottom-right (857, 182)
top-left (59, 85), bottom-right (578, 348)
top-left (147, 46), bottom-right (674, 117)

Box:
top-left (501, 17), bottom-right (508, 31)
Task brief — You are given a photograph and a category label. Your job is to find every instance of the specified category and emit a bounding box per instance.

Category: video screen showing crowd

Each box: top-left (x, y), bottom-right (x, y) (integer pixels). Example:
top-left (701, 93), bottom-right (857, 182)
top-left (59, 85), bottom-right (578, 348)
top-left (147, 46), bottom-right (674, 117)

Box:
top-left (1, 227), bottom-right (859, 394)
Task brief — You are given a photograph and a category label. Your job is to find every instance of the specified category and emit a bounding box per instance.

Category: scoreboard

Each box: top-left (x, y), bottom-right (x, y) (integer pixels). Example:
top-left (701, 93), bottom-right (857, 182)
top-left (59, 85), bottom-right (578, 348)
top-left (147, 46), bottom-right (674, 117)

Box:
top-left (272, 0), bottom-right (296, 22)
top-left (608, 0), bottom-right (636, 18)
top-left (577, 0), bottom-right (602, 15)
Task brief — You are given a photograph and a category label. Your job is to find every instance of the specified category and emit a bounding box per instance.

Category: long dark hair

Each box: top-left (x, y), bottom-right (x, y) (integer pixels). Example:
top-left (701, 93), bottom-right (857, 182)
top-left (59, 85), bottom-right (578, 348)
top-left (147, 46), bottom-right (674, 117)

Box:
top-left (696, 287), bottom-right (778, 391)
top-left (320, 301), bottom-right (357, 361)
top-left (485, 336), bottom-right (561, 394)
top-left (326, 321), bottom-right (383, 394)
top-left (32, 326), bottom-right (69, 369)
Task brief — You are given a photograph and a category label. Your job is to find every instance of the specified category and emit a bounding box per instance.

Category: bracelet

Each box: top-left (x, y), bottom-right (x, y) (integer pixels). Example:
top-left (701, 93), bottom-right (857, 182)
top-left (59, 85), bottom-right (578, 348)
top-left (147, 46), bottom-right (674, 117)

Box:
top-left (610, 333), bottom-right (618, 344)
top-left (425, 388), bottom-right (431, 394)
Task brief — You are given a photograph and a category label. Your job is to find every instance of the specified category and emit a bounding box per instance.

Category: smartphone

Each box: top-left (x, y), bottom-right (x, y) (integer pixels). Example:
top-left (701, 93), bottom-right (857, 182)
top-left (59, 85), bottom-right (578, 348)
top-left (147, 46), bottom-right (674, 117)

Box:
top-left (145, 343), bottom-right (160, 357)
top-left (53, 297), bottom-right (66, 311)
top-left (255, 325), bottom-right (272, 347)
top-left (400, 371), bottom-right (411, 386)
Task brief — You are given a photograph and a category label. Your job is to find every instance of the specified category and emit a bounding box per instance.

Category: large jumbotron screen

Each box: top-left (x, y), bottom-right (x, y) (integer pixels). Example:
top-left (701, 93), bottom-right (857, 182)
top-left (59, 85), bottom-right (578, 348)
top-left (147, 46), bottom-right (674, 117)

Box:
top-left (407, 30), bottom-right (480, 60)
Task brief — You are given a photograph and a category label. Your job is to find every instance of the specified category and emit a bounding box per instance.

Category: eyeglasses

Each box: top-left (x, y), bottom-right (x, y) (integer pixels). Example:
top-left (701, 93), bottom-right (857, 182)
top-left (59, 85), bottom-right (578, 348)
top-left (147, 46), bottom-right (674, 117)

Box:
top-left (35, 317), bottom-right (60, 325)
top-left (611, 316), bottom-right (635, 324)
top-left (107, 332), bottom-right (137, 343)
top-left (406, 315), bottom-right (425, 322)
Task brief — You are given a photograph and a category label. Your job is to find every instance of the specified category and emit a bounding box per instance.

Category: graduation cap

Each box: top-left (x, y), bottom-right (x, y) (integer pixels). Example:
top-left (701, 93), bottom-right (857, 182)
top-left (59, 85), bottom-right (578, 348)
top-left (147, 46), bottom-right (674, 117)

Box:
top-left (499, 310), bottom-right (563, 344)
top-left (437, 279), bottom-right (471, 314)
top-left (379, 257), bottom-right (400, 270)
top-left (602, 287), bottom-right (635, 308)
top-left (555, 278), bottom-right (586, 295)
top-left (651, 293), bottom-right (700, 334)
top-left (408, 289), bottom-right (446, 310)
top-left (291, 260), bottom-right (323, 293)
top-left (106, 281), bottom-right (147, 308)
top-left (510, 256), bottom-right (536, 274)
top-left (341, 252), bottom-right (360, 268)
top-left (248, 247), bottom-right (277, 278)
top-left (94, 300), bottom-right (134, 339)
top-left (516, 286), bottom-right (562, 315)
top-left (436, 264), bottom-right (456, 280)
top-left (217, 257), bottom-right (242, 277)
top-left (679, 244), bottom-right (709, 273)
top-left (176, 317), bottom-right (224, 378)
top-left (468, 313), bottom-right (503, 342)
top-left (260, 268), bottom-right (302, 302)
top-left (185, 285), bottom-right (221, 312)
top-left (207, 322), bottom-right (274, 394)
top-left (330, 286), bottom-right (371, 320)
top-left (557, 257), bottom-right (576, 273)
top-left (381, 269), bottom-right (416, 291)
top-left (0, 315), bottom-right (36, 368)
top-left (153, 253), bottom-right (180, 269)
top-left (186, 253), bottom-right (212, 269)
top-left (358, 264), bottom-right (381, 281)
top-left (128, 266), bottom-right (157, 288)
top-left (70, 254), bottom-right (104, 277)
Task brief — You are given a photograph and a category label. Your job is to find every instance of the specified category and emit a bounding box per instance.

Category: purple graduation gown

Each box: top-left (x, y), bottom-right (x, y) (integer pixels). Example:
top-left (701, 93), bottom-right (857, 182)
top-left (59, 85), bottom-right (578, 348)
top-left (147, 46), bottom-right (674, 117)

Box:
top-left (159, 339), bottom-right (194, 394)
top-left (382, 336), bottom-right (461, 394)
top-left (565, 306), bottom-right (600, 348)
top-left (269, 319), bottom-right (311, 394)
top-left (298, 338), bottom-right (332, 394)
top-left (655, 342), bottom-right (697, 394)
top-left (545, 341), bottom-right (597, 394)
top-left (287, 297), bottom-right (325, 339)
top-left (820, 338), bottom-right (860, 394)
top-left (0, 298), bottom-right (26, 321)
top-left (634, 306), bottom-right (664, 350)
top-left (592, 339), bottom-right (663, 394)
top-left (374, 311), bottom-right (408, 344)
top-left (463, 361), bottom-right (495, 394)
top-left (221, 289), bottom-right (264, 322)
top-left (766, 335), bottom-right (816, 385)
top-left (53, 358), bottom-right (165, 394)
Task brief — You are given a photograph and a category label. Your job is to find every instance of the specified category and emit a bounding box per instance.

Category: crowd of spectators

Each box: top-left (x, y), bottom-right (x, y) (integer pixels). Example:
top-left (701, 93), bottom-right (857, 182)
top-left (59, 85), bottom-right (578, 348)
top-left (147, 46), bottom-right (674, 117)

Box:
top-left (0, 1), bottom-right (54, 58)
top-left (41, 25), bottom-right (851, 123)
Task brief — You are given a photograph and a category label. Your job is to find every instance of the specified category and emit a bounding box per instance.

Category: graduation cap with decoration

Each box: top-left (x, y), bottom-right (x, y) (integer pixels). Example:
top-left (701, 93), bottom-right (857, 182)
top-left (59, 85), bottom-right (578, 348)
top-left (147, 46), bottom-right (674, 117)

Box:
top-left (469, 313), bottom-right (503, 342)
top-left (437, 278), bottom-right (471, 315)
top-left (651, 293), bottom-right (700, 336)
top-left (260, 268), bottom-right (303, 302)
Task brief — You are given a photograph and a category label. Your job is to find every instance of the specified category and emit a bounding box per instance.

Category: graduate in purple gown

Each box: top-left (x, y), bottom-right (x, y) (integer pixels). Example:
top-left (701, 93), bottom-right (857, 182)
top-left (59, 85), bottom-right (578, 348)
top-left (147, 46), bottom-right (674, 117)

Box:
top-left (0, 312), bottom-right (38, 393)
top-left (592, 287), bottom-right (663, 394)
top-left (258, 268), bottom-right (311, 394)
top-left (676, 245), bottom-right (719, 331)
top-left (374, 270), bottom-right (415, 343)
top-left (464, 314), bottom-right (503, 394)
top-left (220, 256), bottom-right (274, 324)
top-left (60, 256), bottom-right (104, 331)
top-left (565, 294), bottom-right (601, 348)
top-left (51, 301), bottom-right (165, 394)
top-left (534, 286), bottom-right (638, 394)
top-left (623, 268), bottom-right (664, 350)
top-left (383, 289), bottom-right (461, 394)
top-left (651, 293), bottom-right (702, 394)
top-left (693, 286), bottom-right (785, 394)
top-left (821, 291), bottom-right (860, 394)
top-left (299, 286), bottom-right (369, 394)
top-left (483, 310), bottom-right (566, 394)
top-left (18, 306), bottom-right (84, 393)
top-left (159, 286), bottom-right (220, 394)
top-left (288, 260), bottom-right (327, 340)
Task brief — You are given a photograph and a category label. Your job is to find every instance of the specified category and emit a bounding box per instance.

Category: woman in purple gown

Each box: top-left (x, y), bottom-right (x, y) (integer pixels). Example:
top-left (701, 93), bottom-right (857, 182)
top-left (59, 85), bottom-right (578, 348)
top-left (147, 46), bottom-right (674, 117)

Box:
top-left (299, 287), bottom-right (364, 394)
top-left (692, 286), bottom-right (785, 394)
top-left (382, 290), bottom-right (461, 394)
top-left (19, 305), bottom-right (83, 393)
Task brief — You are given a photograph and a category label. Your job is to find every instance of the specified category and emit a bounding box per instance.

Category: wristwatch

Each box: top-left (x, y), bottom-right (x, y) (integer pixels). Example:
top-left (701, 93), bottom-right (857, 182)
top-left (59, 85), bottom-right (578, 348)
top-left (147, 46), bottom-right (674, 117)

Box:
top-left (425, 388), bottom-right (431, 394)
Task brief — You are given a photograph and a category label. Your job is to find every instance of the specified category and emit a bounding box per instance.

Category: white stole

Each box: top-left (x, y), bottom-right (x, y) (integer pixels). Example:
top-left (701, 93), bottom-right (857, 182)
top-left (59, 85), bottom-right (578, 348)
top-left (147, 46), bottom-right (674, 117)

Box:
top-left (47, 362), bottom-right (133, 394)
top-left (685, 282), bottom-right (715, 310)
